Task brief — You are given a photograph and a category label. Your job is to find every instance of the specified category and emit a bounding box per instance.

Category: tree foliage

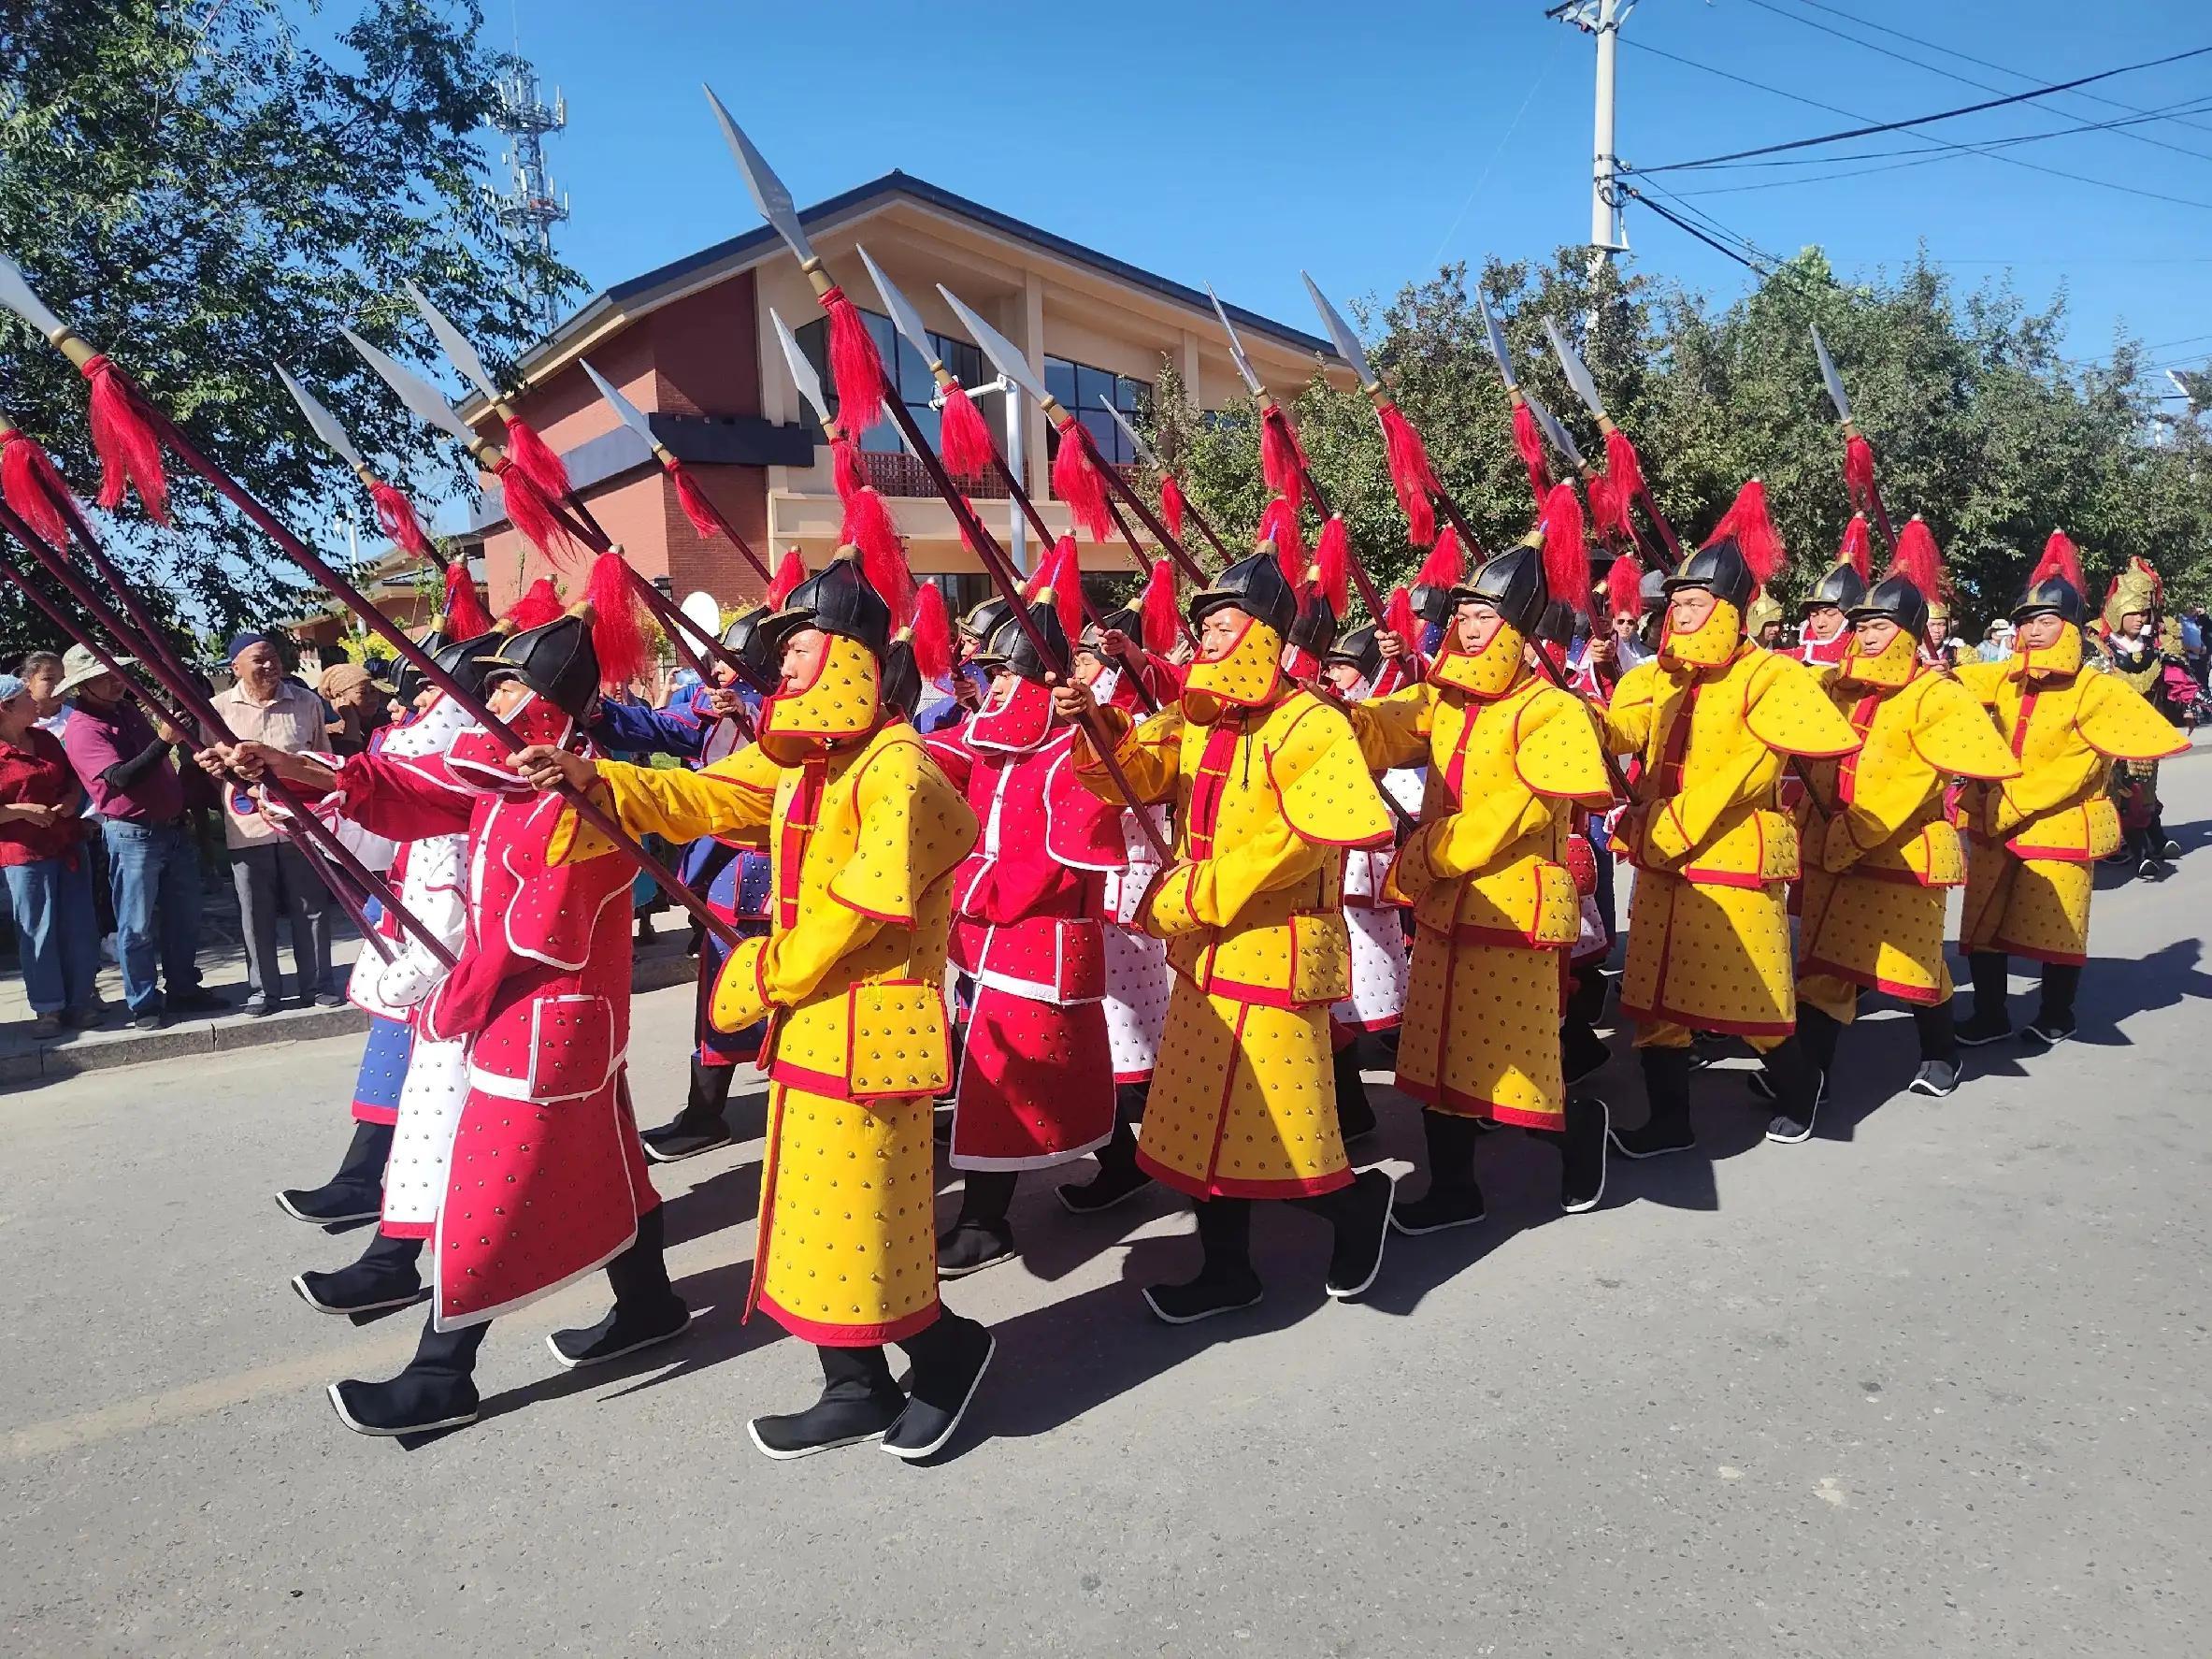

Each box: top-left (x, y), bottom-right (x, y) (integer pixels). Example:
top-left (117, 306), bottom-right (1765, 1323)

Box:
top-left (0, 0), bottom-right (573, 653)
top-left (1150, 248), bottom-right (2212, 628)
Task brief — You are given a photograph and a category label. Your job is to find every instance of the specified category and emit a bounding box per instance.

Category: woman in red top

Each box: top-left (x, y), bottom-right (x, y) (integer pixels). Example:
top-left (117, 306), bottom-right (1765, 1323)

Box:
top-left (0, 671), bottom-right (99, 1035)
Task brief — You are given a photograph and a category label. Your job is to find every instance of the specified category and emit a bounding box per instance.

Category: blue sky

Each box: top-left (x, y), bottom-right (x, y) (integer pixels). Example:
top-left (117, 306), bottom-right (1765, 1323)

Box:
top-left (492, 0), bottom-right (2208, 382)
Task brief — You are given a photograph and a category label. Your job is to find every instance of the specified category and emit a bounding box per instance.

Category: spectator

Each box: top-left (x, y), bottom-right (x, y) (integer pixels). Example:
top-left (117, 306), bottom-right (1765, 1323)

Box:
top-left (21, 649), bottom-right (69, 736)
top-left (1977, 619), bottom-right (2014, 663)
top-left (210, 632), bottom-right (337, 1014)
top-left (59, 644), bottom-right (223, 1028)
top-left (0, 672), bottom-right (101, 1035)
top-left (2184, 605), bottom-right (2209, 691)
top-left (316, 661), bottom-right (395, 757)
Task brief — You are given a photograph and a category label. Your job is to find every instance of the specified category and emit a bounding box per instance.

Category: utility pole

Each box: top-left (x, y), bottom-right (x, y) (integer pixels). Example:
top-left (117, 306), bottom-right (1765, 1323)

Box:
top-left (1548, 1), bottom-right (1636, 273)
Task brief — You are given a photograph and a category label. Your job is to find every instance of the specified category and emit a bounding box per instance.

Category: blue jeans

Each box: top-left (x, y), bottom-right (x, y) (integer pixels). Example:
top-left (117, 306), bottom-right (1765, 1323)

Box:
top-left (4, 855), bottom-right (99, 1016)
top-left (102, 818), bottom-right (204, 1015)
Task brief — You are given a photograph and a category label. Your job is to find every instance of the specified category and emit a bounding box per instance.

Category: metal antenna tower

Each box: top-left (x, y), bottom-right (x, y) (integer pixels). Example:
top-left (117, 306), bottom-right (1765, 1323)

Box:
top-left (489, 59), bottom-right (570, 332)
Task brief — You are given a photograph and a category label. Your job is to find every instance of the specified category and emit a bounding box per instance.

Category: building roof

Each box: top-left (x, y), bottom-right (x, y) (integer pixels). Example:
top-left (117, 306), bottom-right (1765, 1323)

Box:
top-left (485, 169), bottom-right (1335, 405)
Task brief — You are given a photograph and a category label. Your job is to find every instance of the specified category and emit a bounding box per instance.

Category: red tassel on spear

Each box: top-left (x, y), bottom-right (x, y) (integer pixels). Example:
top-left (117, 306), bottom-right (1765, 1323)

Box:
top-left (498, 418), bottom-right (572, 505)
top-left (0, 428), bottom-right (76, 547)
top-left (1539, 481), bottom-right (1591, 614)
top-left (1139, 556), bottom-right (1180, 656)
top-left (1041, 535), bottom-right (1084, 645)
top-left (1258, 495), bottom-right (1305, 589)
top-left (496, 457), bottom-right (579, 567)
top-left (1605, 551), bottom-right (1645, 620)
top-left (936, 380), bottom-right (995, 482)
top-left (1415, 525), bottom-right (1467, 591)
top-left (1587, 466), bottom-right (1632, 545)
top-left (1843, 432), bottom-right (1877, 511)
top-left (669, 465), bottom-right (724, 541)
top-left (1158, 473), bottom-right (1186, 541)
top-left (1511, 400), bottom-right (1551, 505)
top-left (841, 485), bottom-right (911, 627)
top-left (1314, 515), bottom-right (1353, 617)
top-left (1259, 404), bottom-right (1306, 506)
top-left (79, 355), bottom-right (170, 524)
top-left (907, 582), bottom-right (954, 682)
top-left (767, 548), bottom-right (807, 607)
top-left (582, 550), bottom-right (653, 690)
top-left (366, 477), bottom-right (436, 563)
top-left (1377, 403), bottom-right (1438, 547)
top-left (1834, 513), bottom-right (1873, 581)
top-left (817, 286), bottom-right (886, 438)
top-left (442, 560), bottom-right (495, 638)
top-left (1050, 421), bottom-right (1114, 543)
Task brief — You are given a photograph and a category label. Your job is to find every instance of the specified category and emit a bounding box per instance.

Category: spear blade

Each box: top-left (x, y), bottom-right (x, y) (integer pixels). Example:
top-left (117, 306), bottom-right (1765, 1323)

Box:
top-left (1523, 388), bottom-right (1586, 472)
top-left (401, 280), bottom-right (504, 406)
top-left (936, 286), bottom-right (1051, 409)
top-left (1299, 271), bottom-right (1377, 388)
top-left (767, 308), bottom-right (833, 429)
top-left (1810, 323), bottom-right (1854, 426)
top-left (338, 326), bottom-right (481, 447)
top-left (1477, 291), bottom-right (1516, 389)
top-left (1543, 317), bottom-right (1607, 422)
top-left (580, 359), bottom-right (657, 450)
top-left (0, 252), bottom-right (66, 339)
top-left (1098, 397), bottom-right (1164, 471)
top-left (855, 245), bottom-right (941, 370)
top-left (1205, 283), bottom-right (1265, 398)
top-left (704, 85), bottom-right (816, 267)
top-left (274, 364), bottom-right (369, 474)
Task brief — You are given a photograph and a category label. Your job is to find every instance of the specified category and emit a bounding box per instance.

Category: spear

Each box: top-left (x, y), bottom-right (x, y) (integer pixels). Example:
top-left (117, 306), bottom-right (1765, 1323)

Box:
top-left (0, 471), bottom-right (433, 965)
top-left (1811, 323), bottom-right (1897, 552)
top-left (703, 86), bottom-right (1205, 590)
top-left (343, 312), bottom-right (747, 692)
top-left (839, 255), bottom-right (1177, 708)
top-left (1542, 317), bottom-right (1680, 561)
top-left (272, 363), bottom-right (449, 573)
top-left (1095, 396), bottom-right (1231, 565)
top-left (0, 254), bottom-right (743, 951)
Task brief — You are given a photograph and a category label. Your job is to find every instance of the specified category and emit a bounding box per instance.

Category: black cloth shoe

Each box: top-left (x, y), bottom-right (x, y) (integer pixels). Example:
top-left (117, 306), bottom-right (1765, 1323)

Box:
top-left (329, 1317), bottom-right (485, 1436)
top-left (1058, 1120), bottom-right (1152, 1214)
top-left (1331, 1041), bottom-right (1378, 1145)
top-left (1908, 1060), bottom-right (1961, 1098)
top-left (293, 1232), bottom-right (425, 1315)
top-left (749, 1346), bottom-right (905, 1460)
top-left (1395, 1109), bottom-right (1485, 1234)
top-left (883, 1311), bottom-right (996, 1460)
top-left (2025, 964), bottom-right (2080, 1048)
top-left (1563, 1018), bottom-right (1611, 1087)
top-left (1298, 1167), bottom-right (1396, 1300)
top-left (1142, 1265), bottom-right (1266, 1324)
top-left (1958, 953), bottom-right (2013, 1046)
top-left (1613, 1047), bottom-right (1696, 1159)
top-left (1761, 1037), bottom-right (1825, 1144)
top-left (1914, 1000), bottom-right (1959, 1070)
top-left (1390, 1183), bottom-right (1486, 1235)
top-left (640, 1058), bottom-right (739, 1163)
top-left (936, 1219), bottom-right (1016, 1278)
top-left (549, 1206), bottom-right (690, 1368)
top-left (275, 1120), bottom-right (394, 1224)
top-left (1556, 1096), bottom-right (1610, 1213)
top-left (2021, 1015), bottom-right (2076, 1048)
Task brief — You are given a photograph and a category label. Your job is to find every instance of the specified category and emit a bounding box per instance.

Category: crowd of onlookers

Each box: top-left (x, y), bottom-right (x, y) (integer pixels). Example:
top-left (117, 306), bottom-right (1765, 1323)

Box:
top-left (0, 632), bottom-right (398, 1040)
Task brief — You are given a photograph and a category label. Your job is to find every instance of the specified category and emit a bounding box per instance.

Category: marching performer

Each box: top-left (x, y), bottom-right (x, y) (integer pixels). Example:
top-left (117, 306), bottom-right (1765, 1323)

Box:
top-left (1601, 525), bottom-right (1864, 1151)
top-left (1797, 517), bottom-right (1872, 668)
top-left (925, 595), bottom-right (1124, 1274)
top-left (286, 629), bottom-right (481, 1314)
top-left (2093, 557), bottom-right (2190, 879)
top-left (221, 602), bottom-right (691, 1436)
top-left (1358, 538), bottom-right (1616, 1227)
top-left (1058, 613), bottom-right (1176, 1214)
top-left (1786, 540), bottom-right (2021, 1103)
top-left (1954, 536), bottom-right (2187, 1049)
top-left (520, 548), bottom-right (994, 1462)
top-left (1054, 544), bottom-right (1399, 1324)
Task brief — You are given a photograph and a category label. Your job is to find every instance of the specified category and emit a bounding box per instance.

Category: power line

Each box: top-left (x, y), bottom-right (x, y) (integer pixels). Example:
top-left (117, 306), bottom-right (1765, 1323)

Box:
top-left (1743, 0), bottom-right (2212, 164)
top-left (1637, 43), bottom-right (2212, 173)
top-left (1786, 0), bottom-right (2212, 140)
top-left (1675, 96), bottom-right (2212, 172)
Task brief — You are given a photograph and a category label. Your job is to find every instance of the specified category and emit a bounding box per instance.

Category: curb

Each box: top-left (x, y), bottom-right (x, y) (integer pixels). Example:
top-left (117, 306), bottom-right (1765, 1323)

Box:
top-left (0, 944), bottom-right (701, 1089)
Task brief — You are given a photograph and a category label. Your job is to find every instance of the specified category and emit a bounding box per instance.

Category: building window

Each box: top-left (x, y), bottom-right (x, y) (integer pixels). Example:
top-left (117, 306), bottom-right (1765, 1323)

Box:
top-left (795, 310), bottom-right (989, 456)
top-left (1044, 357), bottom-right (1150, 466)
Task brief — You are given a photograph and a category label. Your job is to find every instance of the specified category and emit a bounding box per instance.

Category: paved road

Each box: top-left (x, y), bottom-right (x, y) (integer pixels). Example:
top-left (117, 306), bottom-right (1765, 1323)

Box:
top-left (7, 747), bottom-right (2209, 1658)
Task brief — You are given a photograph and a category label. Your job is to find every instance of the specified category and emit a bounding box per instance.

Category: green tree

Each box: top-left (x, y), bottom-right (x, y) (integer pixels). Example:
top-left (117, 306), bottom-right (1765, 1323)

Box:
top-left (0, 0), bottom-right (572, 645)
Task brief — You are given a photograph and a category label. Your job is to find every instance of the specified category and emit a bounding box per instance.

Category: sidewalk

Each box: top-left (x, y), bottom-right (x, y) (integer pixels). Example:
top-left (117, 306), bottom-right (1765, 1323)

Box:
top-left (0, 893), bottom-right (700, 1088)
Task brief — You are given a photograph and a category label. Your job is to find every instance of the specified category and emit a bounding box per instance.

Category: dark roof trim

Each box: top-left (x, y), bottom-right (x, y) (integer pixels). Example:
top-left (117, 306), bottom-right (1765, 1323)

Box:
top-left (516, 170), bottom-right (1334, 381)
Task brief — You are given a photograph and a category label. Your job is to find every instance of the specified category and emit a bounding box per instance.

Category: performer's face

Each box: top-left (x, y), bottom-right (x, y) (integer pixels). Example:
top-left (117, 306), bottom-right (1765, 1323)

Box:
top-left (1806, 603), bottom-right (1846, 641)
top-left (1197, 609), bottom-right (1246, 661)
top-left (412, 685), bottom-right (440, 714)
top-left (1853, 616), bottom-right (1900, 656)
top-left (1669, 587), bottom-right (1719, 635)
top-left (779, 627), bottom-right (830, 692)
top-left (1452, 600), bottom-right (1504, 655)
top-left (1072, 648), bottom-right (1104, 686)
top-left (1323, 661), bottom-right (1365, 693)
top-left (985, 666), bottom-right (1017, 708)
top-left (2121, 611), bottom-right (2147, 636)
top-left (486, 676), bottom-right (533, 718)
top-left (2018, 613), bottom-right (2066, 651)
top-left (1757, 622), bottom-right (1783, 647)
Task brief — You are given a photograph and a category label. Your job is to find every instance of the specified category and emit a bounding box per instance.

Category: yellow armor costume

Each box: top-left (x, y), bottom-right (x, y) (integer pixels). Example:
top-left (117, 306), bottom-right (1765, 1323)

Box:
top-left (1350, 665), bottom-right (1613, 1128)
top-left (1604, 642), bottom-right (1862, 1046)
top-left (1795, 656), bottom-right (2020, 1022)
top-left (1954, 639), bottom-right (2184, 965)
top-left (596, 671), bottom-right (978, 1345)
top-left (1074, 684), bottom-right (1393, 1198)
